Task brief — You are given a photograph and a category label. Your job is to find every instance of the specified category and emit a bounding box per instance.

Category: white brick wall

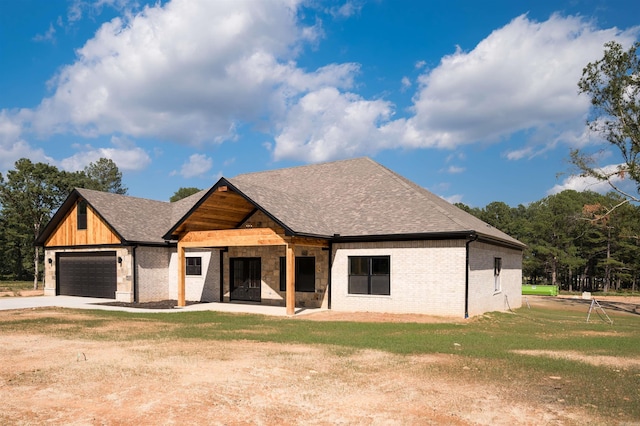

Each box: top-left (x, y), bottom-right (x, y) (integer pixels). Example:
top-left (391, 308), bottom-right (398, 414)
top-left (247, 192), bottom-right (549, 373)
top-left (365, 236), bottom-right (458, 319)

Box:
top-left (331, 240), bottom-right (467, 317)
top-left (168, 248), bottom-right (220, 302)
top-left (331, 239), bottom-right (523, 318)
top-left (467, 241), bottom-right (522, 317)
top-left (137, 246), bottom-right (171, 302)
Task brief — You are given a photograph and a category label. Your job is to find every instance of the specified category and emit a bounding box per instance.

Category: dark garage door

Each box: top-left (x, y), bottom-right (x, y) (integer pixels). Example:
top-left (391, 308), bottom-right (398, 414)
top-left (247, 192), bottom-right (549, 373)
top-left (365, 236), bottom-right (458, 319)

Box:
top-left (57, 252), bottom-right (117, 298)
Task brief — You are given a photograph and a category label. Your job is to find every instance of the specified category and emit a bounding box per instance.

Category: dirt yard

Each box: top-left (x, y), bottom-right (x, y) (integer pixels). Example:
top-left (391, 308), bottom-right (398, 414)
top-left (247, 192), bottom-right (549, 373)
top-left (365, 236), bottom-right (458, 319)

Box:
top-left (0, 297), bottom-right (638, 425)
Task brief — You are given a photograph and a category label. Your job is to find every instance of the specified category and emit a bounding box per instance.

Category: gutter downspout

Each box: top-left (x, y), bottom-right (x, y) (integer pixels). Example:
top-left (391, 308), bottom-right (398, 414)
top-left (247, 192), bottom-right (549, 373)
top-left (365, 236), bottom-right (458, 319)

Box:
top-left (327, 241), bottom-right (333, 310)
top-left (219, 248), bottom-right (228, 303)
top-left (132, 245), bottom-right (138, 303)
top-left (465, 233), bottom-right (478, 319)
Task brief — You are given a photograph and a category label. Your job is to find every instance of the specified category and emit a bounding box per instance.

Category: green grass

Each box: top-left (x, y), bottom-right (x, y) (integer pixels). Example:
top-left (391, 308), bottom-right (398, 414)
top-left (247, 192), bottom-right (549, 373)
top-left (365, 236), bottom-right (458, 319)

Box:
top-left (1, 303), bottom-right (639, 420)
top-left (0, 280), bottom-right (36, 292)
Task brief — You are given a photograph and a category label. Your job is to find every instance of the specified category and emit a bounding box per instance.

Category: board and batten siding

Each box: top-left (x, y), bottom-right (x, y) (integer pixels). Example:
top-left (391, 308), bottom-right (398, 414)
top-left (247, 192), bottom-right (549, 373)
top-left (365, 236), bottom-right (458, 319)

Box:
top-left (330, 240), bottom-right (468, 317)
top-left (45, 202), bottom-right (120, 247)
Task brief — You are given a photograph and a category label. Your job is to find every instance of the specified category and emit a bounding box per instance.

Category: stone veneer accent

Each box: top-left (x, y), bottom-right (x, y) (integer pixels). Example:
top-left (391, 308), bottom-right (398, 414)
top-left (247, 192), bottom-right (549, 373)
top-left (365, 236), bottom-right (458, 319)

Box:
top-left (222, 244), bottom-right (329, 308)
top-left (43, 247), bottom-right (134, 302)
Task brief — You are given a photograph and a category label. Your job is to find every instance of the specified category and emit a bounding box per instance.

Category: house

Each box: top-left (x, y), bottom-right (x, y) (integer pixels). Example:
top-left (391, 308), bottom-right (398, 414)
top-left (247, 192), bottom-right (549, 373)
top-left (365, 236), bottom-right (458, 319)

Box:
top-left (36, 157), bottom-right (524, 317)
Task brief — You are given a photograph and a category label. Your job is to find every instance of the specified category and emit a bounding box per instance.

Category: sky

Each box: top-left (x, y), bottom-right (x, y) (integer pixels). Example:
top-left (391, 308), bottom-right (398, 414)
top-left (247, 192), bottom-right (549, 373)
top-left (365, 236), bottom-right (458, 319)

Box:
top-left (1, 0), bottom-right (639, 207)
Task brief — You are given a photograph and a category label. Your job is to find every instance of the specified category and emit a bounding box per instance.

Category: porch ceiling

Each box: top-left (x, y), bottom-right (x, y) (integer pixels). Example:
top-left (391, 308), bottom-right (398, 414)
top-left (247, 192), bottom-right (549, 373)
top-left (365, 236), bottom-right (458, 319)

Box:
top-left (172, 187), bottom-right (255, 235)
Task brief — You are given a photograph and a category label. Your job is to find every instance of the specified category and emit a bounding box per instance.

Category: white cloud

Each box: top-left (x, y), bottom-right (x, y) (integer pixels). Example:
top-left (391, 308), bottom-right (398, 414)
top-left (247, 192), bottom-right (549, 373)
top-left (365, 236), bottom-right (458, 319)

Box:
top-left (445, 165), bottom-right (465, 174)
top-left (505, 147), bottom-right (534, 161)
top-left (326, 1), bottom-right (363, 19)
top-left (33, 23), bottom-right (57, 43)
top-left (415, 60), bottom-right (426, 70)
top-left (400, 76), bottom-right (411, 92)
top-left (442, 194), bottom-right (464, 204)
top-left (0, 111), bottom-right (51, 171)
top-left (59, 139), bottom-right (151, 172)
top-left (274, 13), bottom-right (639, 163)
top-left (173, 153), bottom-right (213, 179)
top-left (397, 14), bottom-right (638, 150)
top-left (32, 0), bottom-right (355, 146)
top-left (547, 163), bottom-right (626, 195)
top-left (273, 87), bottom-right (395, 162)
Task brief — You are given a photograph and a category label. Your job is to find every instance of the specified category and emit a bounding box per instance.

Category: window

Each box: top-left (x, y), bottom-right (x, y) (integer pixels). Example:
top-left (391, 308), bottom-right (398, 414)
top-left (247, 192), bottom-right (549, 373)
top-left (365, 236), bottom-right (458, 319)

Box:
top-left (186, 257), bottom-right (202, 275)
top-left (279, 256), bottom-right (316, 292)
top-left (348, 256), bottom-right (390, 295)
top-left (296, 257), bottom-right (315, 292)
top-left (494, 257), bottom-right (502, 292)
top-left (77, 200), bottom-right (87, 230)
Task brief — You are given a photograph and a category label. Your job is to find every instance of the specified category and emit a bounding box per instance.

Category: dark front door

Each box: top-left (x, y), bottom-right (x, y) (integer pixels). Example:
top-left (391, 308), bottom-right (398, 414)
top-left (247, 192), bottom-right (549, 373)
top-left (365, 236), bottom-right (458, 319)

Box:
top-left (57, 252), bottom-right (117, 298)
top-left (230, 257), bottom-right (261, 302)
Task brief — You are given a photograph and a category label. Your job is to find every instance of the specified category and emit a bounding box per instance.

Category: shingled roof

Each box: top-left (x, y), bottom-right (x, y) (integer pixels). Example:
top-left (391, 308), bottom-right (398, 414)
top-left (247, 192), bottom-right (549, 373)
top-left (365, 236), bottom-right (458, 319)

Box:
top-left (38, 158), bottom-right (524, 249)
top-left (227, 157), bottom-right (524, 247)
top-left (36, 187), bottom-right (204, 245)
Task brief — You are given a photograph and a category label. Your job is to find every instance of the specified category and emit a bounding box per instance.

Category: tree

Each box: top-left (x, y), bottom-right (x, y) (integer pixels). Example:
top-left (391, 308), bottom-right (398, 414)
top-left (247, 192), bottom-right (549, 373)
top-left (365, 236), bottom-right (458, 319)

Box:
top-left (573, 41), bottom-right (640, 207)
top-left (83, 158), bottom-right (127, 194)
top-left (170, 187), bottom-right (202, 202)
top-left (0, 159), bottom-right (78, 289)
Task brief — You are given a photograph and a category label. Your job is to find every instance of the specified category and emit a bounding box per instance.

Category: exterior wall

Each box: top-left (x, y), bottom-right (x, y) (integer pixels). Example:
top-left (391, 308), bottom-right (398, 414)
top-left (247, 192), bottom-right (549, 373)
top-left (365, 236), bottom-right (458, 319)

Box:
top-left (45, 203), bottom-right (120, 246)
top-left (330, 240), bottom-right (467, 316)
top-left (221, 245), bottom-right (329, 308)
top-left (467, 241), bottom-right (523, 317)
top-left (136, 246), bottom-right (172, 302)
top-left (43, 246), bottom-right (134, 302)
top-left (168, 248), bottom-right (220, 302)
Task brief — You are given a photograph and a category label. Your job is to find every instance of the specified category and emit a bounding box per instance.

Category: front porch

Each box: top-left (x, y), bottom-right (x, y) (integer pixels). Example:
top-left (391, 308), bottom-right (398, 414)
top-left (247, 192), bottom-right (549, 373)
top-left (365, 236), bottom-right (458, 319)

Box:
top-left (177, 228), bottom-right (330, 315)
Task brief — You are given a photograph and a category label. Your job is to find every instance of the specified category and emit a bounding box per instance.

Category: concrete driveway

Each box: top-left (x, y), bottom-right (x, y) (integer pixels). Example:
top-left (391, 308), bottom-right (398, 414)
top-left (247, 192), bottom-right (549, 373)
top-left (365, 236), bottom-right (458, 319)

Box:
top-left (0, 295), bottom-right (321, 316)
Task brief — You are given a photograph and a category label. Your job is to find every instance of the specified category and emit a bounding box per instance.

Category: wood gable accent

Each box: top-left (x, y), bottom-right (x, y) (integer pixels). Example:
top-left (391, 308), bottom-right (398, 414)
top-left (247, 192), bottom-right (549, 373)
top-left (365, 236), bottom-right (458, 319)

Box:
top-left (45, 202), bottom-right (120, 247)
top-left (172, 186), bottom-right (256, 235)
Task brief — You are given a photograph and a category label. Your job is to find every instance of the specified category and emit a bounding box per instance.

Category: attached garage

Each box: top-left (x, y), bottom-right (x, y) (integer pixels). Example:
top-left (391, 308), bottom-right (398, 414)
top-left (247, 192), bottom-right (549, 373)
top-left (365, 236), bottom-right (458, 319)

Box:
top-left (57, 252), bottom-right (117, 298)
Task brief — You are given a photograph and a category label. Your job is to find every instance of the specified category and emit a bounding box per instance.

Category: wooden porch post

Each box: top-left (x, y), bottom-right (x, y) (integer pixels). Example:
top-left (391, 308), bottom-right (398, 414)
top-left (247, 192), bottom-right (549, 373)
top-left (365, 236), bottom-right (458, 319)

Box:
top-left (177, 243), bottom-right (186, 307)
top-left (286, 242), bottom-right (295, 315)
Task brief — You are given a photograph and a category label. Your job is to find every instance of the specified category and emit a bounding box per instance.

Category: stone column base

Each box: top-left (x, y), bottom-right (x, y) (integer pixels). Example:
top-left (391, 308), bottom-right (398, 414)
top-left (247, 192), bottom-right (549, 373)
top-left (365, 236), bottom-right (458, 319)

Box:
top-left (116, 291), bottom-right (134, 303)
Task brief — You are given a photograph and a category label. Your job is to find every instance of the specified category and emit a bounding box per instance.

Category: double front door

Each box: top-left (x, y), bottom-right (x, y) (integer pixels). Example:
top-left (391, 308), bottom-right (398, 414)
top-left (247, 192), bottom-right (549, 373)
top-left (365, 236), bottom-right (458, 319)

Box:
top-left (230, 257), bottom-right (261, 302)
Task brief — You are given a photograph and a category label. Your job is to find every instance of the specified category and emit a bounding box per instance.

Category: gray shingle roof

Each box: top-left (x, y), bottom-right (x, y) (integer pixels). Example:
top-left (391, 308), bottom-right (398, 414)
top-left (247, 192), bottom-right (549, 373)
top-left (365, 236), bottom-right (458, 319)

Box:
top-left (75, 188), bottom-right (175, 244)
top-left (229, 157), bottom-right (524, 246)
top-left (39, 158), bottom-right (524, 248)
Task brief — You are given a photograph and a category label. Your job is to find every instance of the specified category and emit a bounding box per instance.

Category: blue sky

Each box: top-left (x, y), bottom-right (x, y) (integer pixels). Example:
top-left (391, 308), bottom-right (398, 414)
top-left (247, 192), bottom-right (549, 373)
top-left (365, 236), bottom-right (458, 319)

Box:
top-left (1, 0), bottom-right (638, 207)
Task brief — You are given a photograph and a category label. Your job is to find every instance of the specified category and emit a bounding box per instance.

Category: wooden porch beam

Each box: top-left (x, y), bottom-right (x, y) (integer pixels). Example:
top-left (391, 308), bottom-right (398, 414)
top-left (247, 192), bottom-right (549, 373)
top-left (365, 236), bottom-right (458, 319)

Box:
top-left (180, 228), bottom-right (287, 247)
top-left (177, 243), bottom-right (186, 307)
top-left (286, 242), bottom-right (295, 316)
top-left (290, 236), bottom-right (330, 248)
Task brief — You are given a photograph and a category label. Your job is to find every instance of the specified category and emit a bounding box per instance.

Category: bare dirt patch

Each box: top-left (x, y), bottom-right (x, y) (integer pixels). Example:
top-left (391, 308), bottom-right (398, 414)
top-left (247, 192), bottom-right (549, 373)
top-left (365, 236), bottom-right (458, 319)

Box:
top-left (0, 334), bottom-right (588, 426)
top-left (0, 313), bottom-right (612, 425)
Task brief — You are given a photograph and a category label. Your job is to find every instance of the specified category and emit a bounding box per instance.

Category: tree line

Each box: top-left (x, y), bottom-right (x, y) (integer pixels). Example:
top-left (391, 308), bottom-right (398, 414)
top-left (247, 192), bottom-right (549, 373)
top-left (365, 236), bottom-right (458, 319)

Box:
top-left (457, 190), bottom-right (640, 292)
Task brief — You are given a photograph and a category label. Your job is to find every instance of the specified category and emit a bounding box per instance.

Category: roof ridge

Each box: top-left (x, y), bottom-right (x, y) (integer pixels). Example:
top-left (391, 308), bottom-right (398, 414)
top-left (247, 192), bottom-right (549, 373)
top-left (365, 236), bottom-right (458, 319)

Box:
top-left (76, 187), bottom-right (170, 205)
top-left (233, 156), bottom-right (371, 179)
